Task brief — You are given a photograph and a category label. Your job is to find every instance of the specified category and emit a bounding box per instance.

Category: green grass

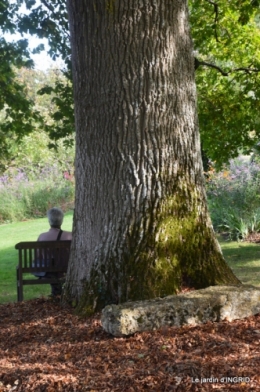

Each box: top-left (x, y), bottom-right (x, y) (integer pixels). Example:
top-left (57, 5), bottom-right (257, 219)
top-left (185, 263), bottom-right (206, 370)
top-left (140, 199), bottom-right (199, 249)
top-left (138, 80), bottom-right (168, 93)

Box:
top-left (0, 211), bottom-right (73, 304)
top-left (220, 237), bottom-right (260, 287)
top-left (1, 220), bottom-right (260, 304)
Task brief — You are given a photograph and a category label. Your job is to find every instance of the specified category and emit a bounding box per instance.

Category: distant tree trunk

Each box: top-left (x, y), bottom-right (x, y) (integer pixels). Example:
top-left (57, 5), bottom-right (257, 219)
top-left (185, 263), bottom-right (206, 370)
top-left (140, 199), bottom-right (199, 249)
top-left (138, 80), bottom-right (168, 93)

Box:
top-left (65, 0), bottom-right (240, 313)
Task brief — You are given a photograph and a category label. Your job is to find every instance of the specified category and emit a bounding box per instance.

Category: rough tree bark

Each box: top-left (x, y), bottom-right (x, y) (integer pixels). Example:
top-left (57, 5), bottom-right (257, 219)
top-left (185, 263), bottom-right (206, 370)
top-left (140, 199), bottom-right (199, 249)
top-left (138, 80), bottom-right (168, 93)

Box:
top-left (65, 0), bottom-right (240, 313)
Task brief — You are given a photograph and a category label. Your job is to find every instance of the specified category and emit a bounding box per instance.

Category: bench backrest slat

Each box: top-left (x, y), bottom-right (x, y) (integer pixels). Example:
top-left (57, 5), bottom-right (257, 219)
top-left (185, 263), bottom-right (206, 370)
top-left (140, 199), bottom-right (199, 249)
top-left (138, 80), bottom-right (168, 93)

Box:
top-left (15, 241), bottom-right (71, 270)
top-left (15, 241), bottom-right (72, 249)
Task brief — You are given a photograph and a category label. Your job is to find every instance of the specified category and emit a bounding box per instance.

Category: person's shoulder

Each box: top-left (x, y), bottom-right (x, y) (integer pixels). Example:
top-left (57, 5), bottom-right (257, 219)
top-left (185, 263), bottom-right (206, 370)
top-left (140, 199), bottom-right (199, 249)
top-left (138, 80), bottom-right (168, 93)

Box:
top-left (37, 232), bottom-right (49, 241)
top-left (62, 230), bottom-right (72, 240)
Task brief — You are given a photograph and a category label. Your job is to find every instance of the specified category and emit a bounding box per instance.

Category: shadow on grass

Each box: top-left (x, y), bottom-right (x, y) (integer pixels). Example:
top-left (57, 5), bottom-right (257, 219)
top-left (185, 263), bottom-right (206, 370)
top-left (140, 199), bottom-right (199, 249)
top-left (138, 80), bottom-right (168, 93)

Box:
top-left (217, 237), bottom-right (260, 286)
top-left (221, 244), bottom-right (260, 263)
top-left (228, 266), bottom-right (260, 286)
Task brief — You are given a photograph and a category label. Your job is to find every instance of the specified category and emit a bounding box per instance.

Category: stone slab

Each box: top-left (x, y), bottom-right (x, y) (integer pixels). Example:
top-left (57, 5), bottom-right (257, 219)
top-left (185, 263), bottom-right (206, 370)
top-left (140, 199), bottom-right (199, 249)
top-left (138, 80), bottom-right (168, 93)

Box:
top-left (101, 285), bottom-right (260, 336)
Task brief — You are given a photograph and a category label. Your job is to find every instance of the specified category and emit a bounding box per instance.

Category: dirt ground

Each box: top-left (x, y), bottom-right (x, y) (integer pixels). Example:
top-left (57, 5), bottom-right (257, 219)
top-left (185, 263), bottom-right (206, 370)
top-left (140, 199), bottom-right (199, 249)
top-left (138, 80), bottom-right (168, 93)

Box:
top-left (0, 297), bottom-right (260, 391)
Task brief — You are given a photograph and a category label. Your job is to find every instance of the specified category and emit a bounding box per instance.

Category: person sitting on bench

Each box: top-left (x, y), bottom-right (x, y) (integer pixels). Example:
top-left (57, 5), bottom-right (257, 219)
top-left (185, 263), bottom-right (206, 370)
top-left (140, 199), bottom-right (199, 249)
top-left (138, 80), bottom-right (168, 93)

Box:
top-left (34, 207), bottom-right (72, 297)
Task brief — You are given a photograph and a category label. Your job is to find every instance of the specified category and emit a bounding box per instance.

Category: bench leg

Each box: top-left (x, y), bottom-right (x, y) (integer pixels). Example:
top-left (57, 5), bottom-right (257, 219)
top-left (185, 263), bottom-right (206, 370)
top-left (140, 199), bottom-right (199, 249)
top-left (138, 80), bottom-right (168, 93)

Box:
top-left (17, 269), bottom-right (23, 302)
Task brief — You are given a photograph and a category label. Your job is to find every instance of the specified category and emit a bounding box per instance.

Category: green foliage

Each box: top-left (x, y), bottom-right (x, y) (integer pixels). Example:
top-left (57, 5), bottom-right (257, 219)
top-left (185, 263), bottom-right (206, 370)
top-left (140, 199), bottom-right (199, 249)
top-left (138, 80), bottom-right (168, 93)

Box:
top-left (0, 66), bottom-right (75, 173)
top-left (218, 211), bottom-right (260, 241)
top-left (0, 165), bottom-right (74, 223)
top-left (0, 0), bottom-right (41, 167)
top-left (0, 0), bottom-right (21, 33)
top-left (18, 0), bottom-right (70, 63)
top-left (2, 1), bottom-right (260, 168)
top-left (0, 36), bottom-right (38, 156)
top-left (190, 0), bottom-right (260, 168)
top-left (0, 0), bottom-right (73, 163)
top-left (8, 132), bottom-right (74, 174)
top-left (219, 215), bottom-right (249, 241)
top-left (0, 66), bottom-right (75, 224)
top-left (0, 0), bottom-right (37, 147)
top-left (206, 156), bottom-right (260, 240)
top-left (17, 0), bottom-right (74, 146)
top-left (37, 68), bottom-right (74, 147)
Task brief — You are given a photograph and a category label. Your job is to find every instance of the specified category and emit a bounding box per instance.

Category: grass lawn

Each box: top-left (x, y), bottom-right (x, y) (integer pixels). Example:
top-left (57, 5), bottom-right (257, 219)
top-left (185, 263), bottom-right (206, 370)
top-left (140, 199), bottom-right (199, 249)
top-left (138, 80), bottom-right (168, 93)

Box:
top-left (220, 236), bottom-right (260, 287)
top-left (0, 211), bottom-right (73, 304)
top-left (1, 217), bottom-right (260, 304)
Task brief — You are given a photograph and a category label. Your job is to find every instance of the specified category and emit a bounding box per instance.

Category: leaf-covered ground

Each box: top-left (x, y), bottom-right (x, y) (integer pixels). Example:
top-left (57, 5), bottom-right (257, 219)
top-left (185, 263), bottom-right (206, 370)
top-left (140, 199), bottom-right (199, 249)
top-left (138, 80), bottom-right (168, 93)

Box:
top-left (245, 232), bottom-right (260, 243)
top-left (0, 298), bottom-right (260, 391)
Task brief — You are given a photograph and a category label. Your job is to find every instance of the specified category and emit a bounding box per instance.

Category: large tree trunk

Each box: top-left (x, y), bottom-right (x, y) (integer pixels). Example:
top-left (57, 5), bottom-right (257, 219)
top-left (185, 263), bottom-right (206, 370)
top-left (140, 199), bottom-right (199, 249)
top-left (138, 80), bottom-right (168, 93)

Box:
top-left (65, 0), bottom-right (240, 313)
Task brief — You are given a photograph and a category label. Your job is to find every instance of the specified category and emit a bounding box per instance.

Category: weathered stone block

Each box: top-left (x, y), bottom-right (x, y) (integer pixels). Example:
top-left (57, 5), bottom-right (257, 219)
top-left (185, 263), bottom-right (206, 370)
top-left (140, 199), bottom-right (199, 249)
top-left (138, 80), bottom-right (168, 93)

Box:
top-left (101, 285), bottom-right (260, 336)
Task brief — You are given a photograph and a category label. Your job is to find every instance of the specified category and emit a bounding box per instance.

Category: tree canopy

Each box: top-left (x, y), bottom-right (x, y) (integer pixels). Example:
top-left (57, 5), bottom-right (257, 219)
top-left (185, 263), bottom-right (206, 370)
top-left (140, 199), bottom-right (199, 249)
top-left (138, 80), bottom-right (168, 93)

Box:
top-left (0, 0), bottom-right (72, 171)
top-left (190, 0), bottom-right (260, 167)
top-left (0, 0), bottom-right (37, 169)
top-left (1, 0), bottom-right (260, 169)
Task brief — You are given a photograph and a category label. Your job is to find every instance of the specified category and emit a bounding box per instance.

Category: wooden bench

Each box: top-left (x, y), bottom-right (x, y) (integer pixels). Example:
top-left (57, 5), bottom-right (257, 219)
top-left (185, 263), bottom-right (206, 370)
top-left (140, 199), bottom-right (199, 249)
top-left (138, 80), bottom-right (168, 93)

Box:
top-left (15, 240), bottom-right (71, 302)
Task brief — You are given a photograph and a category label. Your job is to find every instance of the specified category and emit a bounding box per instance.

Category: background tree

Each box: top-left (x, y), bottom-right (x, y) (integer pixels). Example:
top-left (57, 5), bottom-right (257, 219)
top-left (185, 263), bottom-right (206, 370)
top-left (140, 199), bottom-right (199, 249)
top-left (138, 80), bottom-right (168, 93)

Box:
top-left (17, 0), bottom-right (75, 148)
top-left (64, 0), bottom-right (240, 313)
top-left (0, 0), bottom-right (38, 171)
top-left (0, 66), bottom-right (74, 174)
top-left (2, 1), bottom-right (260, 169)
top-left (190, 0), bottom-right (260, 167)
top-left (0, 0), bottom-right (74, 170)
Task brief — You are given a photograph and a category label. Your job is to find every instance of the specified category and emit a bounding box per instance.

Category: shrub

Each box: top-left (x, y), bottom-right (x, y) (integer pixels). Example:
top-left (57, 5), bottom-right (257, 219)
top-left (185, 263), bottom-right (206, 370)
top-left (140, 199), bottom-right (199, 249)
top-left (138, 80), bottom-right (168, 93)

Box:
top-left (206, 156), bottom-right (260, 240)
top-left (0, 166), bottom-right (74, 223)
